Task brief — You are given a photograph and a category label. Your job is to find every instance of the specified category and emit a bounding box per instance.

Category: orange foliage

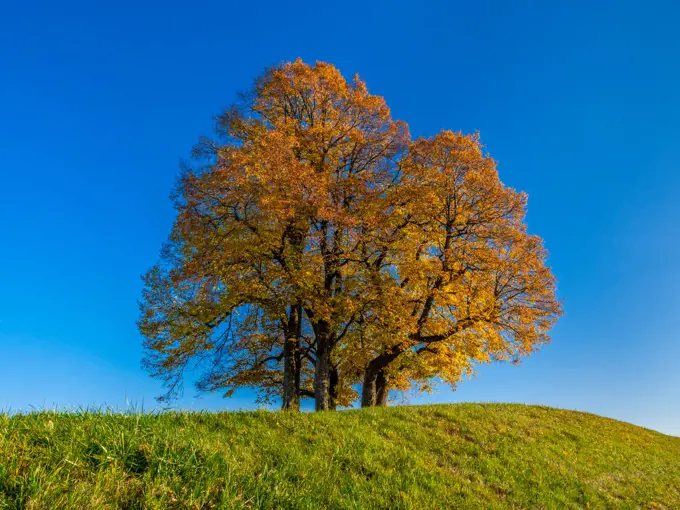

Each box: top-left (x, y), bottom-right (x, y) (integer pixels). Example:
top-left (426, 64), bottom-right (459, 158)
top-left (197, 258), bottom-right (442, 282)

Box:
top-left (138, 60), bottom-right (562, 410)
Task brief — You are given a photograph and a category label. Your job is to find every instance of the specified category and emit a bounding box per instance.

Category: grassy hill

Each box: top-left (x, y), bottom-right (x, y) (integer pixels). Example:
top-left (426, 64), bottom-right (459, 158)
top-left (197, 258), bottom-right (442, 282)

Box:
top-left (0, 403), bottom-right (678, 509)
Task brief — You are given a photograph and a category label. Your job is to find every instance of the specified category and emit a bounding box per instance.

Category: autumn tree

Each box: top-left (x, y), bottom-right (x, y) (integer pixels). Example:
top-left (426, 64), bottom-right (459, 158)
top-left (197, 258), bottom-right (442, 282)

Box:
top-left (138, 59), bottom-right (561, 412)
top-left (139, 59), bottom-right (408, 410)
top-left (353, 131), bottom-right (562, 407)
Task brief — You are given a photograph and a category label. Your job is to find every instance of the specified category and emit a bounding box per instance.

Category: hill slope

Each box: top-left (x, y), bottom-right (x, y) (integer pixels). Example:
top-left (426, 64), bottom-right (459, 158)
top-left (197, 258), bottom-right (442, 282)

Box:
top-left (0, 403), bottom-right (678, 508)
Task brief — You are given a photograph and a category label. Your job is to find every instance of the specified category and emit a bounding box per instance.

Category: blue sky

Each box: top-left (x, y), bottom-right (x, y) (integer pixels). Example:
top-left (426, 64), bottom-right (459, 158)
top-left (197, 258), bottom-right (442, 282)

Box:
top-left (1, 0), bottom-right (679, 435)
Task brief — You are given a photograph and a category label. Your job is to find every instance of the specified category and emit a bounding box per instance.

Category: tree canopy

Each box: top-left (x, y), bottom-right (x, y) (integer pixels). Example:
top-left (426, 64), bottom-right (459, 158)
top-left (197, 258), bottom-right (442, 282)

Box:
top-left (138, 59), bottom-right (562, 411)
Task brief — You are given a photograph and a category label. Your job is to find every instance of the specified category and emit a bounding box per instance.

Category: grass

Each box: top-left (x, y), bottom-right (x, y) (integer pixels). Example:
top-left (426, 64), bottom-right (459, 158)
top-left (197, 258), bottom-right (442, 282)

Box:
top-left (0, 403), bottom-right (678, 509)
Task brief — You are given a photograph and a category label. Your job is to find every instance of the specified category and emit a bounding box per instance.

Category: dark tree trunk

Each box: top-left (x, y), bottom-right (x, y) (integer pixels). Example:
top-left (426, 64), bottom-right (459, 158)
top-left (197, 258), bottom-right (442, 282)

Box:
top-left (361, 368), bottom-right (378, 408)
top-left (329, 366), bottom-right (339, 410)
top-left (294, 320), bottom-right (302, 404)
top-left (361, 349), bottom-right (401, 408)
top-left (282, 304), bottom-right (301, 411)
top-left (283, 225), bottom-right (305, 411)
top-left (375, 370), bottom-right (389, 407)
top-left (314, 320), bottom-right (332, 411)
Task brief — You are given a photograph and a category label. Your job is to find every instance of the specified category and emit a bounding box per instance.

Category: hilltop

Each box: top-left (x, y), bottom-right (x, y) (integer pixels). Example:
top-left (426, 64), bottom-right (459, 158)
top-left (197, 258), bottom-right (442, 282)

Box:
top-left (1, 403), bottom-right (678, 508)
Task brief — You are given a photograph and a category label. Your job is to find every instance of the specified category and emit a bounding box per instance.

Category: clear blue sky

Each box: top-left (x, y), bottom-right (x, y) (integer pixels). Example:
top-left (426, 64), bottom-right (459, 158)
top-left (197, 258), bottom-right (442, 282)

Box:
top-left (1, 1), bottom-right (679, 435)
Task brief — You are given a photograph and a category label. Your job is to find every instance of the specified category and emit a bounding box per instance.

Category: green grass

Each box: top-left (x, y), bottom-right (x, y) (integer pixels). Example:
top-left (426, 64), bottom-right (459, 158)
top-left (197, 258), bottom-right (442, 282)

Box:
top-left (0, 403), bottom-right (678, 509)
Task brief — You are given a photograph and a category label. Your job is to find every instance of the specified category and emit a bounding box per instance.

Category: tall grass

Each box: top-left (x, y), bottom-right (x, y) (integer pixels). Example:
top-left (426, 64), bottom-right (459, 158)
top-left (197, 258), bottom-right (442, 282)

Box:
top-left (0, 403), bottom-right (678, 508)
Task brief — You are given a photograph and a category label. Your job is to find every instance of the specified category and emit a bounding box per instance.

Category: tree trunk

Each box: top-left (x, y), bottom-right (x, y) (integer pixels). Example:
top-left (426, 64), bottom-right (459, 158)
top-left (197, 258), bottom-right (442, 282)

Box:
top-left (329, 366), bottom-right (339, 411)
top-left (282, 304), bottom-right (301, 411)
top-left (314, 321), bottom-right (332, 411)
top-left (294, 320), bottom-right (302, 405)
top-left (376, 370), bottom-right (389, 407)
top-left (361, 367), bottom-right (378, 407)
top-left (361, 349), bottom-right (401, 408)
top-left (283, 226), bottom-right (305, 411)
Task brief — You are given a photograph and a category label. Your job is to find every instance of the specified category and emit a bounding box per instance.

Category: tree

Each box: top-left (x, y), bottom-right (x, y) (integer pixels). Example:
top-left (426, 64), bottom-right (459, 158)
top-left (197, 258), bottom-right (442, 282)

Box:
top-left (355, 131), bottom-right (562, 406)
top-left (138, 60), bottom-right (562, 411)
top-left (139, 59), bottom-right (408, 410)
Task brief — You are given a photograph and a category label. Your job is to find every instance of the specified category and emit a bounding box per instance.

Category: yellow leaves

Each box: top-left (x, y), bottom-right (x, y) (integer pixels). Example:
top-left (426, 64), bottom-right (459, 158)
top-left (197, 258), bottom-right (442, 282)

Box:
top-left (139, 58), bottom-right (562, 407)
